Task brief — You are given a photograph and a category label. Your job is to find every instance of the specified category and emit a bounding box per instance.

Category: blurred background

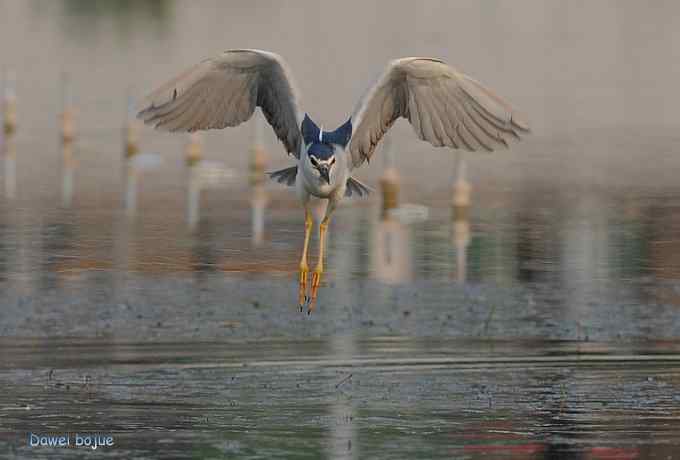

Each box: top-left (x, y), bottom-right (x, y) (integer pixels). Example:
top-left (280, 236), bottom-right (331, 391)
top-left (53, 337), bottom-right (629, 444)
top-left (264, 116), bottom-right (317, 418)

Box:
top-left (1, 1), bottom-right (680, 458)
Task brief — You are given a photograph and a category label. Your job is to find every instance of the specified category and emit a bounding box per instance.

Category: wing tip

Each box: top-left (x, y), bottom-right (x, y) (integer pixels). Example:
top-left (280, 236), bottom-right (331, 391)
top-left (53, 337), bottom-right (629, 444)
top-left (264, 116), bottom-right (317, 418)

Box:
top-left (136, 111), bottom-right (153, 125)
top-left (346, 177), bottom-right (374, 198)
top-left (510, 113), bottom-right (531, 134)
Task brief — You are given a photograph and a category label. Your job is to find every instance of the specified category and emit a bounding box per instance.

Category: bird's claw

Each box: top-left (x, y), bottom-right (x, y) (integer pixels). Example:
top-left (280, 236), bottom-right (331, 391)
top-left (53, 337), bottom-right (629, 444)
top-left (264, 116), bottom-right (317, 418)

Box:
top-left (296, 265), bottom-right (322, 315)
top-left (306, 271), bottom-right (322, 314)
top-left (298, 295), bottom-right (311, 313)
top-left (298, 268), bottom-right (309, 312)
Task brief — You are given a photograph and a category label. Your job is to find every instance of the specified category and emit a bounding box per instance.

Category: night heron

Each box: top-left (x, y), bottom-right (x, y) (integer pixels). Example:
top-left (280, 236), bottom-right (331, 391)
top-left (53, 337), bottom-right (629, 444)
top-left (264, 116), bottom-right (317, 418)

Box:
top-left (138, 49), bottom-right (529, 313)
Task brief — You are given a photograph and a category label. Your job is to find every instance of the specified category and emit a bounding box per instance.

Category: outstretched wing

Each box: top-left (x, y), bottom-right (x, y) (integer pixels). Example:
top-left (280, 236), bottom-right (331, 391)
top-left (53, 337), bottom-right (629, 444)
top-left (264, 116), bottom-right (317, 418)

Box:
top-left (138, 49), bottom-right (303, 157)
top-left (348, 57), bottom-right (530, 168)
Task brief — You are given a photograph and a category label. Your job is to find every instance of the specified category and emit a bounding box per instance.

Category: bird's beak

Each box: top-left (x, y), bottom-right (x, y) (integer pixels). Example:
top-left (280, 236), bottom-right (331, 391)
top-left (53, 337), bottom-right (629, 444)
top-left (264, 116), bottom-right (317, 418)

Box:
top-left (319, 166), bottom-right (330, 184)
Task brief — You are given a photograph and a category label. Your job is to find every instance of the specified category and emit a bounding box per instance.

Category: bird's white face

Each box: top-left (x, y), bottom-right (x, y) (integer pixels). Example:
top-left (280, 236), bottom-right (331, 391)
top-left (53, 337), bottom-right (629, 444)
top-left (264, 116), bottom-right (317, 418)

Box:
top-left (308, 154), bottom-right (336, 185)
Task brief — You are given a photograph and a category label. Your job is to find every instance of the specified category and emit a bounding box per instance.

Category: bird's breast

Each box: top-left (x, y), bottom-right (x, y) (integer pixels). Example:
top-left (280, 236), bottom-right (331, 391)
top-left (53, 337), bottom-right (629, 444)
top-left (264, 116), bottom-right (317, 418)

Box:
top-left (299, 167), bottom-right (347, 199)
top-left (303, 177), bottom-right (339, 198)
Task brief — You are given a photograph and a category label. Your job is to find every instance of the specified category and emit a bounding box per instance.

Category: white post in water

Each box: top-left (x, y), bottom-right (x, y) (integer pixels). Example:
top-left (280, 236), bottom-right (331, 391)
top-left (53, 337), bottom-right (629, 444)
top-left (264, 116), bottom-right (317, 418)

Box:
top-left (185, 131), bottom-right (202, 167)
top-left (61, 74), bottom-right (75, 145)
top-left (61, 75), bottom-right (76, 208)
top-left (124, 164), bottom-right (137, 217)
top-left (2, 70), bottom-right (16, 137)
top-left (2, 70), bottom-right (17, 200)
top-left (250, 184), bottom-right (267, 246)
top-left (186, 132), bottom-right (202, 230)
top-left (452, 151), bottom-right (470, 220)
top-left (124, 94), bottom-right (140, 158)
top-left (452, 151), bottom-right (471, 282)
top-left (250, 109), bottom-right (268, 245)
top-left (373, 134), bottom-right (412, 284)
top-left (249, 108), bottom-right (267, 186)
top-left (379, 134), bottom-right (400, 217)
top-left (123, 95), bottom-right (140, 217)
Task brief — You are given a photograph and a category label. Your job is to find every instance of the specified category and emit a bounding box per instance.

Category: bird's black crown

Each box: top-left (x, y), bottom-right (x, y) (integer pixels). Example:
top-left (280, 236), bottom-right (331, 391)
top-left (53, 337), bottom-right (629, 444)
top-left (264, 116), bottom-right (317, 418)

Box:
top-left (301, 114), bottom-right (352, 149)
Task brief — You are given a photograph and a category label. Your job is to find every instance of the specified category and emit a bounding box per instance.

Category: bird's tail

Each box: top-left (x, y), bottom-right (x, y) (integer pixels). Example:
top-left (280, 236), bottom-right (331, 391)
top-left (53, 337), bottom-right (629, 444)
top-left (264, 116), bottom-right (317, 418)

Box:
top-left (268, 166), bottom-right (298, 186)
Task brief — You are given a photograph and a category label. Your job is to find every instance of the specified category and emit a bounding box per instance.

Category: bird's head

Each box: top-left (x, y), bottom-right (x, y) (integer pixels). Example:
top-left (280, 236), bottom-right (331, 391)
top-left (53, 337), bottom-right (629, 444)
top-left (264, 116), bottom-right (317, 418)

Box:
top-left (307, 143), bottom-right (335, 184)
top-left (301, 114), bottom-right (352, 184)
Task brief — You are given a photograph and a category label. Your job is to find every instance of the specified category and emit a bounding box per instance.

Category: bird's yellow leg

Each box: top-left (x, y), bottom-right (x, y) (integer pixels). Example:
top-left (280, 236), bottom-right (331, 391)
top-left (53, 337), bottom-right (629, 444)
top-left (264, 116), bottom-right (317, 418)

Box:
top-left (308, 216), bottom-right (330, 314)
top-left (298, 208), bottom-right (313, 311)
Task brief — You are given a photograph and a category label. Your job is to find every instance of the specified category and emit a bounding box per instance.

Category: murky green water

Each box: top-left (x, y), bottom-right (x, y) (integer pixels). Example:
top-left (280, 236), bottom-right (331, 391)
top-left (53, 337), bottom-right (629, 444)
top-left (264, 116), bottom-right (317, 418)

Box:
top-left (3, 339), bottom-right (680, 459)
top-left (2, 1), bottom-right (680, 458)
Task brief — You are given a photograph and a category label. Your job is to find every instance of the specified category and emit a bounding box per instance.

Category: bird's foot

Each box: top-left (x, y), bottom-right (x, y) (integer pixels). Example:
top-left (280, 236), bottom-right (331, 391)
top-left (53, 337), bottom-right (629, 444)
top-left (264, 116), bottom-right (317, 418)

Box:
top-left (298, 267), bottom-right (309, 312)
top-left (307, 269), bottom-right (322, 314)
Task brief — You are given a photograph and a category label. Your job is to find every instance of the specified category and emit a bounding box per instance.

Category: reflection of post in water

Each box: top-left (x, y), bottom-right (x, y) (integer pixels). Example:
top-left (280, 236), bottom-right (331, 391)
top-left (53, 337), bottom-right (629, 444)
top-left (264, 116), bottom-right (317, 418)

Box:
top-left (185, 133), bottom-right (235, 231)
top-left (452, 151), bottom-right (471, 283)
top-left (2, 70), bottom-right (17, 200)
top-left (452, 216), bottom-right (470, 283)
top-left (61, 142), bottom-right (75, 208)
top-left (250, 184), bottom-right (267, 246)
top-left (123, 158), bottom-right (138, 217)
top-left (185, 132), bottom-right (202, 230)
top-left (3, 134), bottom-right (16, 201)
top-left (124, 150), bottom-right (162, 218)
top-left (249, 109), bottom-right (268, 246)
top-left (124, 95), bottom-right (140, 158)
top-left (61, 75), bottom-right (76, 208)
top-left (374, 213), bottom-right (412, 284)
top-left (452, 151), bottom-right (471, 220)
top-left (373, 134), bottom-right (412, 283)
top-left (61, 74), bottom-right (75, 145)
top-left (122, 96), bottom-right (163, 219)
top-left (379, 134), bottom-right (399, 218)
top-left (122, 100), bottom-right (163, 219)
top-left (123, 95), bottom-right (140, 217)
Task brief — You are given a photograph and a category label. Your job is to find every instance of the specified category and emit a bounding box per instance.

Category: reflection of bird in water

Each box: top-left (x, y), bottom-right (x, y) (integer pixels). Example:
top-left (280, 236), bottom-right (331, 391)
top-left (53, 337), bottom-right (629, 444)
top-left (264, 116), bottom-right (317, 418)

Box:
top-left (138, 49), bottom-right (529, 313)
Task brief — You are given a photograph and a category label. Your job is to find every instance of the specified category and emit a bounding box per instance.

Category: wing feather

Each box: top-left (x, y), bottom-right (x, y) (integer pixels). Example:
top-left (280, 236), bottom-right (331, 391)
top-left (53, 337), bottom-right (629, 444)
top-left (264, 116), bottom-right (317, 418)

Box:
top-left (437, 89), bottom-right (461, 149)
top-left (413, 85), bottom-right (441, 146)
top-left (463, 94), bottom-right (509, 148)
top-left (138, 49), bottom-right (302, 157)
top-left (452, 89), bottom-right (496, 151)
top-left (268, 166), bottom-right (298, 186)
top-left (345, 177), bottom-right (373, 197)
top-left (348, 58), bottom-right (529, 168)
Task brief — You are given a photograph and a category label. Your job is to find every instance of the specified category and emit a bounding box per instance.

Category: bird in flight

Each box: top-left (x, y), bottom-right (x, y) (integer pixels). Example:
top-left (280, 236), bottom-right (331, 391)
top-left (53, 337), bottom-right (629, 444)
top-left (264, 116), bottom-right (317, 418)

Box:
top-left (138, 49), bottom-right (529, 314)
